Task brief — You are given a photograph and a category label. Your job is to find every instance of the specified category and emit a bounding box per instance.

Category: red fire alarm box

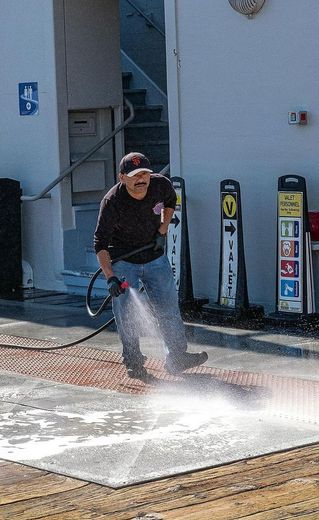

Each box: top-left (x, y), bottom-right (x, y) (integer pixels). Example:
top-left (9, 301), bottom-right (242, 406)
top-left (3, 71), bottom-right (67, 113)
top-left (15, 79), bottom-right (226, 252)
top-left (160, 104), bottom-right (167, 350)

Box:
top-left (288, 111), bottom-right (308, 125)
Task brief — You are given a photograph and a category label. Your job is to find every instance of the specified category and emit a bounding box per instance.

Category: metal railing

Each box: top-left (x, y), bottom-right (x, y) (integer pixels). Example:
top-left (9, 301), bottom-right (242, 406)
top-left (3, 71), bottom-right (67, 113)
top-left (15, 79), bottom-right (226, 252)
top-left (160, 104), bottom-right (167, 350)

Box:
top-left (159, 163), bottom-right (170, 176)
top-left (124, 0), bottom-right (165, 37)
top-left (21, 98), bottom-right (135, 201)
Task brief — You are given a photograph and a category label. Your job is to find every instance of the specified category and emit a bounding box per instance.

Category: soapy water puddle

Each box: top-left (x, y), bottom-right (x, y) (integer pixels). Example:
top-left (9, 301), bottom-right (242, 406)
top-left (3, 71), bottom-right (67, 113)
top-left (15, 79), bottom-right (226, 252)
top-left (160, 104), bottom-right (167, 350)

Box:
top-left (0, 390), bottom-right (265, 461)
top-left (0, 384), bottom-right (307, 463)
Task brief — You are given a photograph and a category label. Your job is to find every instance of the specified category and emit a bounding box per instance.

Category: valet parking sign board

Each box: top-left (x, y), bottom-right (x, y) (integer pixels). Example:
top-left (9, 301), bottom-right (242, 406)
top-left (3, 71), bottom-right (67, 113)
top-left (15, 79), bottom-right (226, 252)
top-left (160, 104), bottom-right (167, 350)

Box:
top-left (167, 183), bottom-right (182, 291)
top-left (278, 191), bottom-right (303, 313)
top-left (220, 192), bottom-right (238, 307)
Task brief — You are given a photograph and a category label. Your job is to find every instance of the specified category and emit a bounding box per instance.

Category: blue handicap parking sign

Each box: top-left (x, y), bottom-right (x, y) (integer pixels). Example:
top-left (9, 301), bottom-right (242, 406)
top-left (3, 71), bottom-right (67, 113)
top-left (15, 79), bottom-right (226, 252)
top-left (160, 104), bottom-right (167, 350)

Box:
top-left (19, 82), bottom-right (39, 116)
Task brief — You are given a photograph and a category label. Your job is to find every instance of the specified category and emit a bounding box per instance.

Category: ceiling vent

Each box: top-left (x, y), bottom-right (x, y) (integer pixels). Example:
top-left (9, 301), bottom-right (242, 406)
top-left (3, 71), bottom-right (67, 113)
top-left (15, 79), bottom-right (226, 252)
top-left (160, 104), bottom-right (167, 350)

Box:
top-left (228, 0), bottom-right (265, 18)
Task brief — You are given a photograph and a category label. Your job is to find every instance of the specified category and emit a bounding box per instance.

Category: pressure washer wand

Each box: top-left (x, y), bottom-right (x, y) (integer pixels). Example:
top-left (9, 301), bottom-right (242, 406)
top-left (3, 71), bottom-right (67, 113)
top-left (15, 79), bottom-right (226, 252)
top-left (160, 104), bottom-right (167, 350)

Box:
top-left (86, 242), bottom-right (154, 318)
top-left (0, 242), bottom-right (154, 351)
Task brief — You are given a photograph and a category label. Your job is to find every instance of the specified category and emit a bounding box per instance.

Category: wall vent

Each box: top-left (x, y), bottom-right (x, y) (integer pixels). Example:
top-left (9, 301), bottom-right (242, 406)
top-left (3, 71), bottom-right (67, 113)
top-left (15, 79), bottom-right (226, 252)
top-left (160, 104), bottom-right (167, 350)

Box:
top-left (228, 0), bottom-right (265, 18)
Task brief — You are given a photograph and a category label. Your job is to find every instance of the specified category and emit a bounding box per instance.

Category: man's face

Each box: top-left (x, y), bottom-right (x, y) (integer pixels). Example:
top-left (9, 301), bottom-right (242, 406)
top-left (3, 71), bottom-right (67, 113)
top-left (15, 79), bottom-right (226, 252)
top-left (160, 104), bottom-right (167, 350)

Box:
top-left (120, 170), bottom-right (151, 198)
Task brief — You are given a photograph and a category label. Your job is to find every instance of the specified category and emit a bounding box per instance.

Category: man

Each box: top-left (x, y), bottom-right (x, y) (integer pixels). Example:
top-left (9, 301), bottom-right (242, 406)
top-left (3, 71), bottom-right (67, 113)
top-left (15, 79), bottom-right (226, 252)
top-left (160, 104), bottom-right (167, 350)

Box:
top-left (94, 152), bottom-right (208, 378)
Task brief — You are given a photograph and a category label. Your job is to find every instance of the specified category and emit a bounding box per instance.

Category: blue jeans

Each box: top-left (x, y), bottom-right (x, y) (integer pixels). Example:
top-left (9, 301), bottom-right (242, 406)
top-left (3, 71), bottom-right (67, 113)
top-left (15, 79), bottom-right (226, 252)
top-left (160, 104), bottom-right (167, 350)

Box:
top-left (112, 254), bottom-right (187, 368)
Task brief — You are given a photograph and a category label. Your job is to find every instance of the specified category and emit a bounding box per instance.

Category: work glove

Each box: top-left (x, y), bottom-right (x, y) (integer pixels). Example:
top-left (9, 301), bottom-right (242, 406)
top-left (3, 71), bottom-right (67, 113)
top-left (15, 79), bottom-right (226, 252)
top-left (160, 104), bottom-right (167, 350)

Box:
top-left (153, 232), bottom-right (166, 251)
top-left (107, 276), bottom-right (123, 298)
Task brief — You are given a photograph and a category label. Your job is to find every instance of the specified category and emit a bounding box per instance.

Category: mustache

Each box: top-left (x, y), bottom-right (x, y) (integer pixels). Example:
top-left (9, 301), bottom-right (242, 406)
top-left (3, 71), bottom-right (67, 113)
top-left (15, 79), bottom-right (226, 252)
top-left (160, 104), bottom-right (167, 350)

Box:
top-left (134, 181), bottom-right (147, 186)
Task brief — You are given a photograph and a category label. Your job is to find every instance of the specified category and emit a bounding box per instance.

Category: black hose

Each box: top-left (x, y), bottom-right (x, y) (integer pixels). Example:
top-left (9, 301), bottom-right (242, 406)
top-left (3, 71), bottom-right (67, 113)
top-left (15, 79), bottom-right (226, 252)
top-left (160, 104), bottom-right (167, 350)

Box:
top-left (0, 242), bottom-right (155, 351)
top-left (0, 315), bottom-right (116, 352)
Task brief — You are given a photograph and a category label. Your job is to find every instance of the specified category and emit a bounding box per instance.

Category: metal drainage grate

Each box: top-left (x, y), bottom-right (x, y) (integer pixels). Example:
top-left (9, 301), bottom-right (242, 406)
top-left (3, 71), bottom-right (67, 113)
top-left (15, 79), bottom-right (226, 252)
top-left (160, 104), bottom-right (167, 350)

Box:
top-left (0, 334), bottom-right (318, 424)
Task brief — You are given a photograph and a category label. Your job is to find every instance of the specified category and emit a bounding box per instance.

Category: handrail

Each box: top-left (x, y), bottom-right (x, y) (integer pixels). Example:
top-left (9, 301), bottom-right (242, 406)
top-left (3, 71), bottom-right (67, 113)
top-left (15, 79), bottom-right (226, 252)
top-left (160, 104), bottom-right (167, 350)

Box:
top-left (21, 98), bottom-right (135, 202)
top-left (124, 0), bottom-right (165, 37)
top-left (159, 164), bottom-right (170, 176)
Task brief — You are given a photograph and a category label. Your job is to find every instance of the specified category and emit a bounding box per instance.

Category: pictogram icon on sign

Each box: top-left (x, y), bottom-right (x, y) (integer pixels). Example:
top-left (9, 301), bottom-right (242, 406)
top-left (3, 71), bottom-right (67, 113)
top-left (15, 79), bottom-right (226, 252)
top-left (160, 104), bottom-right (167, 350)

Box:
top-left (280, 240), bottom-right (299, 258)
top-left (170, 214), bottom-right (180, 228)
top-left (19, 82), bottom-right (39, 116)
top-left (280, 280), bottom-right (299, 298)
top-left (223, 194), bottom-right (237, 219)
top-left (225, 221), bottom-right (236, 236)
top-left (281, 260), bottom-right (299, 277)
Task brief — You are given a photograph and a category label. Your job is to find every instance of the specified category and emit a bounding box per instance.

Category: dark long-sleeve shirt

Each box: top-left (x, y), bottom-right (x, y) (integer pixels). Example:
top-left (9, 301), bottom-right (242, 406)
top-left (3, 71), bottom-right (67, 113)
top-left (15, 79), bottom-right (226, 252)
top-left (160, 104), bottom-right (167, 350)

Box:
top-left (94, 174), bottom-right (177, 263)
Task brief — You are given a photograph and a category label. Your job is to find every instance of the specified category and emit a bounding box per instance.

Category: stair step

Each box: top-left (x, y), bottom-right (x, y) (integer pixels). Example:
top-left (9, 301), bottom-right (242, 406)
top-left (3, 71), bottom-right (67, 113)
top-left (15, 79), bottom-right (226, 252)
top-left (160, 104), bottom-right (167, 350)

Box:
top-left (123, 88), bottom-right (147, 106)
top-left (125, 122), bottom-right (169, 142)
top-left (124, 105), bottom-right (163, 123)
top-left (122, 69), bottom-right (169, 165)
top-left (122, 72), bottom-right (132, 90)
top-left (125, 140), bottom-right (169, 163)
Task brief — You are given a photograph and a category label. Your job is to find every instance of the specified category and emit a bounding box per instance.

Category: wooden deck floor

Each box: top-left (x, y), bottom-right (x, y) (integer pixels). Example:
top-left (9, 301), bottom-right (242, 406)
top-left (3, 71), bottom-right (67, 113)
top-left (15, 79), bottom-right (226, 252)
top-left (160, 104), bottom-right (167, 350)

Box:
top-left (0, 444), bottom-right (318, 519)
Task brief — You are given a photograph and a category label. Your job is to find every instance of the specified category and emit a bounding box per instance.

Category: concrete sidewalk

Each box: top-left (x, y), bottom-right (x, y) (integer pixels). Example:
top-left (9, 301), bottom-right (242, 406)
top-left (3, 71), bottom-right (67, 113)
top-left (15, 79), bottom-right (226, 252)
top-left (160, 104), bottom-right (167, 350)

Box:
top-left (0, 296), bottom-right (318, 487)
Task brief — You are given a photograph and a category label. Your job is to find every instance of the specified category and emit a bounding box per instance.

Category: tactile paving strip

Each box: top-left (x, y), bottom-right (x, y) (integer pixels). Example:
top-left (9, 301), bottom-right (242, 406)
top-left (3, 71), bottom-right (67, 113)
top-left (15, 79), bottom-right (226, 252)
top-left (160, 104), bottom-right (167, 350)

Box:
top-left (0, 334), bottom-right (318, 423)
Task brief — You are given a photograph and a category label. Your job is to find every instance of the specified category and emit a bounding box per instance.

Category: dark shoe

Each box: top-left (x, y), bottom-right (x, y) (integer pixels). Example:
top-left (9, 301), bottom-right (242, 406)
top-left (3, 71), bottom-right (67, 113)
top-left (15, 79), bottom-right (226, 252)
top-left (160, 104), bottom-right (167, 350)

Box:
top-left (127, 365), bottom-right (148, 379)
top-left (123, 354), bottom-right (147, 367)
top-left (164, 351), bottom-right (208, 374)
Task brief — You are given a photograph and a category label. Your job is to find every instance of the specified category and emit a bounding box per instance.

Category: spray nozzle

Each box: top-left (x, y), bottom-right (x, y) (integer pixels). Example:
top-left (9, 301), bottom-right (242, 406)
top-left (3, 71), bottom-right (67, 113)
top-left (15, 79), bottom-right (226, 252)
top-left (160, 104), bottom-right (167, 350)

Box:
top-left (120, 278), bottom-right (129, 292)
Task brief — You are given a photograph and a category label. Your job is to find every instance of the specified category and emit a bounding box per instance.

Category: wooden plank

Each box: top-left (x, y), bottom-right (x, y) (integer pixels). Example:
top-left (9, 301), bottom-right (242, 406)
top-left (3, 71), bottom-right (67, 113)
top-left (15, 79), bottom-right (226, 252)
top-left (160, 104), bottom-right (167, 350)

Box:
top-left (0, 500), bottom-right (78, 520)
top-left (0, 465), bottom-right (47, 485)
top-left (0, 472), bottom-right (87, 505)
top-left (0, 508), bottom-right (104, 520)
top-left (160, 479), bottom-right (319, 520)
top-left (0, 485), bottom-right (110, 519)
top-left (35, 511), bottom-right (106, 520)
top-left (239, 497), bottom-right (319, 519)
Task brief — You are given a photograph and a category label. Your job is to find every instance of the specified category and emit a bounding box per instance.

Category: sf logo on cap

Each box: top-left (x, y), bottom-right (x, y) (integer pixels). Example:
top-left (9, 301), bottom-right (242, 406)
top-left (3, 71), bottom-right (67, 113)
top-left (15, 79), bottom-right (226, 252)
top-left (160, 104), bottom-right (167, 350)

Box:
top-left (132, 156), bottom-right (141, 166)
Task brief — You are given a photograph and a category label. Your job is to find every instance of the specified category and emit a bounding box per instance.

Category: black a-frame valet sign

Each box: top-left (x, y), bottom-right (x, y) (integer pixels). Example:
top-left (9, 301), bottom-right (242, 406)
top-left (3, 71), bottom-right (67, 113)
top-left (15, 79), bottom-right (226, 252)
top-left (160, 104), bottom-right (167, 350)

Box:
top-left (270, 175), bottom-right (318, 323)
top-left (203, 179), bottom-right (263, 320)
top-left (166, 176), bottom-right (208, 313)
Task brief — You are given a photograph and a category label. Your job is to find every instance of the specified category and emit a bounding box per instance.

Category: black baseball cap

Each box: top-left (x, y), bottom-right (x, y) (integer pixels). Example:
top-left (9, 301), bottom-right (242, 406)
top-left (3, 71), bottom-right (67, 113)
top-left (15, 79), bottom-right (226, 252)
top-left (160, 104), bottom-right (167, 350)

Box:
top-left (119, 152), bottom-right (153, 177)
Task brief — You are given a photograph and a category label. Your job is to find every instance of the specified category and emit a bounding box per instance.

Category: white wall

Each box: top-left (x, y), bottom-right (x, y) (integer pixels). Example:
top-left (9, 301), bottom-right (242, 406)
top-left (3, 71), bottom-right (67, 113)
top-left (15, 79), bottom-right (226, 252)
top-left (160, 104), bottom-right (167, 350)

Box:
top-left (0, 0), bottom-right (122, 292)
top-left (65, 0), bottom-right (122, 109)
top-left (165, 0), bottom-right (319, 310)
top-left (0, 0), bottom-right (65, 290)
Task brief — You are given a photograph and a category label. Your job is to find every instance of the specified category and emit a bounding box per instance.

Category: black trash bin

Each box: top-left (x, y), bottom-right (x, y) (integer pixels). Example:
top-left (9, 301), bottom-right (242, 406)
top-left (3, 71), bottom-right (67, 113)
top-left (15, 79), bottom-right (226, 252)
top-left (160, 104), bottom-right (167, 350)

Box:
top-left (0, 178), bottom-right (22, 295)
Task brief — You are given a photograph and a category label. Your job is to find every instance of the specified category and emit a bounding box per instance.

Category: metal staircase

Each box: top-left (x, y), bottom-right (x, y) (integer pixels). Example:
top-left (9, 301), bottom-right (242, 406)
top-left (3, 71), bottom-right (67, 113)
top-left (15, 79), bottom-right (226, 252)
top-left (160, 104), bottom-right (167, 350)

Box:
top-left (122, 71), bottom-right (169, 174)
